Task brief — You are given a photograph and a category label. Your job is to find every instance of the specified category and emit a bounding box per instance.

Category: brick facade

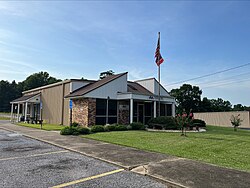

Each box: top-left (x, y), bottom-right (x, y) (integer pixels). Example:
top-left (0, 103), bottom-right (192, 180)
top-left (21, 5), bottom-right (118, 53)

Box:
top-left (72, 98), bottom-right (96, 127)
top-left (118, 101), bottom-right (129, 125)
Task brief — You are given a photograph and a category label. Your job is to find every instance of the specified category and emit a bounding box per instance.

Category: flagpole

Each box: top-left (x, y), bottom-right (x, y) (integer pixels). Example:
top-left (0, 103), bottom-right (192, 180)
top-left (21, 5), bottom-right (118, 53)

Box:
top-left (158, 32), bottom-right (161, 117)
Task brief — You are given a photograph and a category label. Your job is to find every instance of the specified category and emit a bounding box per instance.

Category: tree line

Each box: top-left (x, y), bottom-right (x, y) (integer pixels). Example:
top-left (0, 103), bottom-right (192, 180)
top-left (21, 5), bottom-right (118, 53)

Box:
top-left (170, 84), bottom-right (250, 113)
top-left (0, 72), bottom-right (61, 112)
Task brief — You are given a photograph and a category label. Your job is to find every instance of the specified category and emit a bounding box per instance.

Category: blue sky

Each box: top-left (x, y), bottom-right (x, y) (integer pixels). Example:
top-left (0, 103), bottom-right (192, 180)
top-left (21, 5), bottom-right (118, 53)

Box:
top-left (0, 1), bottom-right (250, 106)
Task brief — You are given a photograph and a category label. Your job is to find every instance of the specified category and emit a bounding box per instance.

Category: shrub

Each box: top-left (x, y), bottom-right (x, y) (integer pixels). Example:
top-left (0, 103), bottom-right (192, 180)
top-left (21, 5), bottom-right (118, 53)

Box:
top-left (127, 124), bottom-right (132, 130)
top-left (192, 119), bottom-right (206, 127)
top-left (115, 125), bottom-right (128, 131)
top-left (91, 125), bottom-right (105, 133)
top-left (71, 122), bottom-right (79, 127)
top-left (130, 122), bottom-right (145, 130)
top-left (148, 116), bottom-right (178, 130)
top-left (60, 126), bottom-right (80, 135)
top-left (60, 126), bottom-right (73, 135)
top-left (104, 124), bottom-right (117, 132)
top-left (77, 127), bottom-right (90, 134)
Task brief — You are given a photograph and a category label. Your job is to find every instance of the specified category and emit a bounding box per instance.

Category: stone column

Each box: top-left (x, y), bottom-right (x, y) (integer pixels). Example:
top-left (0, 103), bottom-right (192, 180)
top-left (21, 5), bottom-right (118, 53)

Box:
top-left (153, 101), bottom-right (156, 118)
top-left (130, 99), bottom-right (133, 124)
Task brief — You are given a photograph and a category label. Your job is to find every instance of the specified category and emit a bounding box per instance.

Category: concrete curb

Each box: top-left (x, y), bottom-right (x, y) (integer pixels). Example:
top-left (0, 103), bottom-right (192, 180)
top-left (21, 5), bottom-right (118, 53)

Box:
top-left (0, 126), bottom-right (187, 188)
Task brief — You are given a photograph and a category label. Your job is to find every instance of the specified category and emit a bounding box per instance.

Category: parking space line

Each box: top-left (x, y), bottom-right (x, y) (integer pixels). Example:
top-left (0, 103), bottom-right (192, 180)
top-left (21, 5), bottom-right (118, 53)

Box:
top-left (0, 150), bottom-right (69, 161)
top-left (52, 168), bottom-right (125, 188)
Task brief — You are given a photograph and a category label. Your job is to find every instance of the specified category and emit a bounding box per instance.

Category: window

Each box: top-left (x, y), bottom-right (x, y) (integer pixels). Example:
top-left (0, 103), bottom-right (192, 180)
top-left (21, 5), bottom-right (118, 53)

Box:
top-left (96, 99), bottom-right (106, 115)
top-left (95, 99), bottom-right (117, 125)
top-left (166, 104), bottom-right (172, 116)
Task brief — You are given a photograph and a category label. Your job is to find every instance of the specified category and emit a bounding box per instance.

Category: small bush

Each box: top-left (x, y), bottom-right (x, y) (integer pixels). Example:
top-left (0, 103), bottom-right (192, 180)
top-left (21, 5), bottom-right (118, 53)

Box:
top-left (60, 126), bottom-right (80, 135)
top-left (104, 124), bottom-right (117, 132)
top-left (192, 119), bottom-right (206, 127)
top-left (130, 122), bottom-right (145, 130)
top-left (60, 126), bottom-right (73, 135)
top-left (71, 122), bottom-right (79, 127)
top-left (127, 124), bottom-right (132, 130)
top-left (115, 125), bottom-right (128, 131)
top-left (77, 127), bottom-right (90, 134)
top-left (91, 125), bottom-right (105, 133)
top-left (148, 116), bottom-right (178, 130)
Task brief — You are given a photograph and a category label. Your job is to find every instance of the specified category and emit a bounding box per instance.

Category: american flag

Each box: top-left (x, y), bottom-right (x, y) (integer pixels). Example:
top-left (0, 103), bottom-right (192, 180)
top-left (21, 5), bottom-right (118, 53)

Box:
top-left (155, 32), bottom-right (164, 66)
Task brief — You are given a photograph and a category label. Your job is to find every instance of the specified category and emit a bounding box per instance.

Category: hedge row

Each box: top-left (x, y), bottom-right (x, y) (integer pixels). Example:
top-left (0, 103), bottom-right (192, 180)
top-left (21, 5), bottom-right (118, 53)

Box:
top-left (60, 122), bottom-right (145, 135)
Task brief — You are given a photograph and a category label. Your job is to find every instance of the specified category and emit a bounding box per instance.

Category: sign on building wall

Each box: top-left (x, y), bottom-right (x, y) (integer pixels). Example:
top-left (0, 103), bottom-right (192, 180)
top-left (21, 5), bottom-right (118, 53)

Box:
top-left (119, 105), bottom-right (129, 110)
top-left (69, 100), bottom-right (73, 109)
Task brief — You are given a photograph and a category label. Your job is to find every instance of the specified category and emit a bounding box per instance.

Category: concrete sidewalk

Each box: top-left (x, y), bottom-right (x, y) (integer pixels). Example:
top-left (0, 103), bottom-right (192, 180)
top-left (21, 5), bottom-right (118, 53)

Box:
top-left (1, 121), bottom-right (250, 188)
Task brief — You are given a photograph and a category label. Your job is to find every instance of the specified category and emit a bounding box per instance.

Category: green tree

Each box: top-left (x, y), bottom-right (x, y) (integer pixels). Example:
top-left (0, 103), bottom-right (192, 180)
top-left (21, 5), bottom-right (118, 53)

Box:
top-left (99, 70), bottom-right (114, 79)
top-left (199, 97), bottom-right (212, 112)
top-left (210, 98), bottom-right (232, 112)
top-left (170, 84), bottom-right (202, 113)
top-left (0, 80), bottom-right (21, 112)
top-left (233, 104), bottom-right (245, 111)
top-left (22, 71), bottom-right (61, 91)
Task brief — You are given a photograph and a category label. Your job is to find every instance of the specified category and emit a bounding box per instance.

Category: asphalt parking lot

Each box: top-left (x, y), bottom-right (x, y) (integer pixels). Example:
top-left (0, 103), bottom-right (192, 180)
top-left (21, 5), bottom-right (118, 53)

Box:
top-left (0, 129), bottom-right (167, 188)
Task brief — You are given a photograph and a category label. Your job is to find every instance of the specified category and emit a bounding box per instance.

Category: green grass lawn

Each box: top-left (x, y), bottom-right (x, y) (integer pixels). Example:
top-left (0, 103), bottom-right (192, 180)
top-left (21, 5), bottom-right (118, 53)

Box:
top-left (0, 117), bottom-right (10, 120)
top-left (84, 126), bottom-right (250, 172)
top-left (17, 122), bottom-right (64, 131)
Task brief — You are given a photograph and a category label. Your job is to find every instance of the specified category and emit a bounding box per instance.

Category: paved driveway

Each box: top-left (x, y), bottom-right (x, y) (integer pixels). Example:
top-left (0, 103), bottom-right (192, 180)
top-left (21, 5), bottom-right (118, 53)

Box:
top-left (0, 128), bottom-right (166, 188)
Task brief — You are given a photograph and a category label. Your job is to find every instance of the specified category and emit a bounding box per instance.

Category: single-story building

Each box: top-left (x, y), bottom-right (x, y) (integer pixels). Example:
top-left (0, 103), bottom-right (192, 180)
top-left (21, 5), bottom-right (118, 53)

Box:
top-left (10, 72), bottom-right (175, 126)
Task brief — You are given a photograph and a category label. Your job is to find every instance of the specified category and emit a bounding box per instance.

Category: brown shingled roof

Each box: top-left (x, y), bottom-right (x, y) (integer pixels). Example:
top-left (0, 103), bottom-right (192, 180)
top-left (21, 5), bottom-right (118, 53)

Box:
top-left (127, 81), bottom-right (153, 95)
top-left (11, 93), bottom-right (40, 103)
top-left (65, 72), bottom-right (127, 98)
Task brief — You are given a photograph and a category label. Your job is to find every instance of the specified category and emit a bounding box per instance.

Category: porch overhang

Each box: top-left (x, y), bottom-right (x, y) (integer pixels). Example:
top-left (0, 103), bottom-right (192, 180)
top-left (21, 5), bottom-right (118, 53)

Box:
top-left (10, 93), bottom-right (41, 104)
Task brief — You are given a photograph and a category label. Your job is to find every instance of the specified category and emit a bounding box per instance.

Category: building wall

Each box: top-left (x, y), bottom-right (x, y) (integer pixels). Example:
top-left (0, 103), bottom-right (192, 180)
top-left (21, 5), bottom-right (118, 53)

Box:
top-left (70, 81), bottom-right (92, 92)
top-left (63, 83), bottom-right (71, 125)
top-left (72, 98), bottom-right (96, 127)
top-left (194, 111), bottom-right (250, 128)
top-left (135, 78), bottom-right (170, 97)
top-left (41, 84), bottom-right (63, 124)
top-left (84, 74), bottom-right (127, 99)
top-left (25, 82), bottom-right (71, 125)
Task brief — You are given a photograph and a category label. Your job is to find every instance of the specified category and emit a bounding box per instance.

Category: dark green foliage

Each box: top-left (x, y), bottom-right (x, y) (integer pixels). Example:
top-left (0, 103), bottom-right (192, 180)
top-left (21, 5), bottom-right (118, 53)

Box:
top-left (60, 126), bottom-right (79, 135)
top-left (99, 70), bottom-right (114, 79)
top-left (130, 122), bottom-right (145, 130)
top-left (148, 116), bottom-right (178, 130)
top-left (104, 124), bottom-right (117, 132)
top-left (91, 125), bottom-right (105, 133)
top-left (115, 125), bottom-right (128, 131)
top-left (71, 122), bottom-right (79, 127)
top-left (60, 126), bottom-right (90, 135)
top-left (192, 119), bottom-right (206, 127)
top-left (77, 127), bottom-right (90, 134)
top-left (170, 84), bottom-right (202, 113)
top-left (22, 71), bottom-right (61, 91)
top-left (0, 80), bottom-right (22, 112)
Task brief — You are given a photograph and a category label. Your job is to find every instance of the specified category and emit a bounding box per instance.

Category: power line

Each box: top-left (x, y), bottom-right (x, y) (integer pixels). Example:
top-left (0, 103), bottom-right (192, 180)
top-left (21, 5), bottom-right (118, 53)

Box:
top-left (202, 77), bottom-right (250, 89)
top-left (194, 71), bottom-right (250, 86)
top-left (165, 62), bottom-right (250, 86)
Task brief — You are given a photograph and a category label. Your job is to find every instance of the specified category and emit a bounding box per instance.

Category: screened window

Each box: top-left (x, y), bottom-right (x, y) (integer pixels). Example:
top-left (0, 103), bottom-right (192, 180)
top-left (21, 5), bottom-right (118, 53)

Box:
top-left (96, 99), bottom-right (106, 116)
top-left (95, 98), bottom-right (117, 125)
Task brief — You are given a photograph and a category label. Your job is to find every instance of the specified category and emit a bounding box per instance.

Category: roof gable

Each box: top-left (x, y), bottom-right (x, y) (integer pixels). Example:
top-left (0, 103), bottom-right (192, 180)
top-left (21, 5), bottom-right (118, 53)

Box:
top-left (65, 72), bottom-right (128, 98)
